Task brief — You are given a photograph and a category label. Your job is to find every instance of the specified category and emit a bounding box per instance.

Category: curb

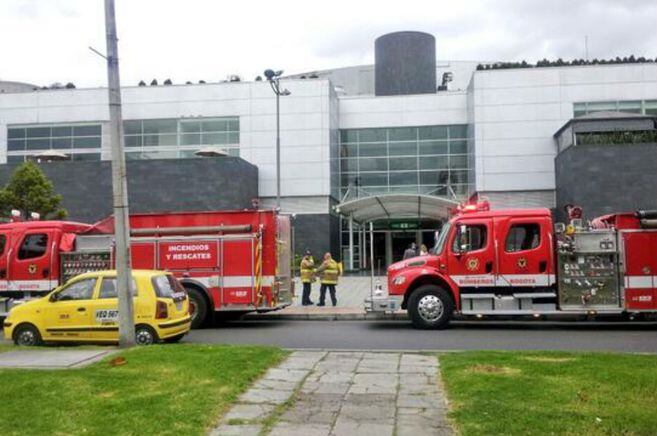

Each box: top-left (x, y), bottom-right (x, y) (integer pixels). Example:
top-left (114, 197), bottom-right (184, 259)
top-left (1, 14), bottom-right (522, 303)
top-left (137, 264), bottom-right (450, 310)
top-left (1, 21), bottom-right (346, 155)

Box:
top-left (243, 311), bottom-right (408, 321)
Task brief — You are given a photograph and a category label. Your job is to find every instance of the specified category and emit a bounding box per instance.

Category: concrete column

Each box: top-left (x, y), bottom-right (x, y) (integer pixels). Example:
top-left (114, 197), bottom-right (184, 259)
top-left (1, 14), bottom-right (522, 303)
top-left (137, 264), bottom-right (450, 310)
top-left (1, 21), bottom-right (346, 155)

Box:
top-left (416, 230), bottom-right (422, 247)
top-left (348, 216), bottom-right (354, 271)
top-left (359, 227), bottom-right (364, 270)
top-left (385, 231), bottom-right (393, 268)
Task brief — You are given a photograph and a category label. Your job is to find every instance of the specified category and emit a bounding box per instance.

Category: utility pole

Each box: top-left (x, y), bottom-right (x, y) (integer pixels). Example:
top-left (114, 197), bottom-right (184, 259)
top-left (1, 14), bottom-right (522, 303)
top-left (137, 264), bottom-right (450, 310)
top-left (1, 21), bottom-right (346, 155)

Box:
top-left (104, 0), bottom-right (135, 347)
top-left (263, 69), bottom-right (290, 210)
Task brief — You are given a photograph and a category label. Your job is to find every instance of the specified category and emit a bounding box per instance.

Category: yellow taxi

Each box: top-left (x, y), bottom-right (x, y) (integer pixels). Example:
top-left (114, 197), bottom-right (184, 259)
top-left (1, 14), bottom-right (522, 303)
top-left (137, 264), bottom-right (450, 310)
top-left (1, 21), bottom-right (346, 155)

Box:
top-left (3, 270), bottom-right (191, 346)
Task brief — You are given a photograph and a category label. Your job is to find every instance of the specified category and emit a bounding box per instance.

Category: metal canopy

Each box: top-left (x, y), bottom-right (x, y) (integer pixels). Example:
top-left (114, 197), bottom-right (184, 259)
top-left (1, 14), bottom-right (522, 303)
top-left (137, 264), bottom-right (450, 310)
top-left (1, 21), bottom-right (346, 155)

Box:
top-left (335, 194), bottom-right (459, 223)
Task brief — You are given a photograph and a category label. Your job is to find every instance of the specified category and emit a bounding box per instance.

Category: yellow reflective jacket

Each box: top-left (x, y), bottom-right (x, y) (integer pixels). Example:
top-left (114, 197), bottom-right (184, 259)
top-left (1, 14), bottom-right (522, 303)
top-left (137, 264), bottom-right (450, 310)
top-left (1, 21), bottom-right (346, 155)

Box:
top-left (300, 257), bottom-right (315, 283)
top-left (317, 259), bottom-right (339, 285)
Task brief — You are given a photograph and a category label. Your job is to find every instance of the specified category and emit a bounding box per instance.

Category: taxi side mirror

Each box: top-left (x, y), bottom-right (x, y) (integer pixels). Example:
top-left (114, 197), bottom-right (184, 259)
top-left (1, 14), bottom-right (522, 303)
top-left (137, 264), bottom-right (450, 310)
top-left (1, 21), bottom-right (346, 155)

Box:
top-left (49, 293), bottom-right (59, 302)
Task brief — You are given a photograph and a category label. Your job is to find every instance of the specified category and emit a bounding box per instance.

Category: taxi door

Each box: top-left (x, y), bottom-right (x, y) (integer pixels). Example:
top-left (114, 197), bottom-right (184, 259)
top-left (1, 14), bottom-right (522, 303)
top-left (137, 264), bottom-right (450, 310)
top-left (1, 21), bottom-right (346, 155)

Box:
top-left (447, 218), bottom-right (496, 288)
top-left (42, 277), bottom-right (98, 341)
top-left (84, 276), bottom-right (139, 341)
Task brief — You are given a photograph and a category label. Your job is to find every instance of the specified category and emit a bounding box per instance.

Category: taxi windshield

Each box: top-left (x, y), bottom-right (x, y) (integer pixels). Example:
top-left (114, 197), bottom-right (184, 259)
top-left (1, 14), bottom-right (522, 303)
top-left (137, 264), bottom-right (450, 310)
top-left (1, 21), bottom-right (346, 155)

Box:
top-left (432, 222), bottom-right (451, 255)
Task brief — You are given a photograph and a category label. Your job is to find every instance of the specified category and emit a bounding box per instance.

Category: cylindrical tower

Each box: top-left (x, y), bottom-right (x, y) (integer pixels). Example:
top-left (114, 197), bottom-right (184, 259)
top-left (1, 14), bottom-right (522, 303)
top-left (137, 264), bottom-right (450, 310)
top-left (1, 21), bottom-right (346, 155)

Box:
top-left (375, 31), bottom-right (437, 96)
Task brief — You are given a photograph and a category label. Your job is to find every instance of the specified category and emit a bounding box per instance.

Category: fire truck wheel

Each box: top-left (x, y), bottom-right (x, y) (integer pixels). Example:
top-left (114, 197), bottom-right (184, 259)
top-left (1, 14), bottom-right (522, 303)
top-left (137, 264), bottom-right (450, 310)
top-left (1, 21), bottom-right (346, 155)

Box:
top-left (135, 325), bottom-right (158, 346)
top-left (185, 286), bottom-right (208, 329)
top-left (408, 285), bottom-right (453, 330)
top-left (13, 323), bottom-right (43, 346)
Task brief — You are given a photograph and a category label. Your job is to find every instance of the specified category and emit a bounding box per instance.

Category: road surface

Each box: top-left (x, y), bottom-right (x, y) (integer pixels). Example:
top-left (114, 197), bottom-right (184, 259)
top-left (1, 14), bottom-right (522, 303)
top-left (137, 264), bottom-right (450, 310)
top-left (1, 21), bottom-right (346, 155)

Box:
top-left (185, 319), bottom-right (657, 353)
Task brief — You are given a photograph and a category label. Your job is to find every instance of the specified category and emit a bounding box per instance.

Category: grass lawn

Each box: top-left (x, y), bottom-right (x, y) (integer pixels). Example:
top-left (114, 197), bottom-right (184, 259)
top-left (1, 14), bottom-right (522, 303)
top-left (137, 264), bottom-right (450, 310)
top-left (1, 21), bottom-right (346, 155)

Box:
top-left (0, 344), bottom-right (287, 436)
top-left (440, 351), bottom-right (657, 435)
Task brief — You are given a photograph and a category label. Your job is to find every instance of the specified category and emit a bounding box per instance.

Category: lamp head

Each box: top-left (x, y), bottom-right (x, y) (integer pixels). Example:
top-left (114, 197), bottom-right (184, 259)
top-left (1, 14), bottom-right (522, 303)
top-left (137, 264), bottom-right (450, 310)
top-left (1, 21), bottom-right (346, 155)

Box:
top-left (263, 69), bottom-right (276, 80)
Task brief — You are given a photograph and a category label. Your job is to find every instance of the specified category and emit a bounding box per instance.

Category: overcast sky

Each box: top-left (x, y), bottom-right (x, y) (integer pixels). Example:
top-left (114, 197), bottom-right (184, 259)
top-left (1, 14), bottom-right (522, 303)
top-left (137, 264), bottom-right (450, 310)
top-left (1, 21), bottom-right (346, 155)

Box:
top-left (1, 0), bottom-right (655, 88)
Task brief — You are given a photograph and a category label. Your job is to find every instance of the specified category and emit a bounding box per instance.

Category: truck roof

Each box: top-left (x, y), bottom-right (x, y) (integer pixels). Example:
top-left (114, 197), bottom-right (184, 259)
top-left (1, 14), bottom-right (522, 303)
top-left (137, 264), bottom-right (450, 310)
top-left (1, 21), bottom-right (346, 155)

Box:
top-left (0, 220), bottom-right (92, 233)
top-left (451, 208), bottom-right (552, 221)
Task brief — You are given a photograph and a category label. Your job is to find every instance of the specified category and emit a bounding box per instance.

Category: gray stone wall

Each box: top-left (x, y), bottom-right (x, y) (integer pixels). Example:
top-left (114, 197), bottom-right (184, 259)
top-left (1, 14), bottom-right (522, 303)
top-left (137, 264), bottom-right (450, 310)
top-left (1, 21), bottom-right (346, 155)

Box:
top-left (555, 143), bottom-right (657, 221)
top-left (0, 157), bottom-right (258, 223)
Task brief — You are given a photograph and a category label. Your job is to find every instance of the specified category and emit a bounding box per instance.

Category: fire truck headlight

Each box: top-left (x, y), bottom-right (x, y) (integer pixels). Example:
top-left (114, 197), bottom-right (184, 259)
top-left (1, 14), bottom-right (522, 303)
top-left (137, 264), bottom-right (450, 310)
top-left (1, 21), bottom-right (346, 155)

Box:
top-left (392, 276), bottom-right (406, 286)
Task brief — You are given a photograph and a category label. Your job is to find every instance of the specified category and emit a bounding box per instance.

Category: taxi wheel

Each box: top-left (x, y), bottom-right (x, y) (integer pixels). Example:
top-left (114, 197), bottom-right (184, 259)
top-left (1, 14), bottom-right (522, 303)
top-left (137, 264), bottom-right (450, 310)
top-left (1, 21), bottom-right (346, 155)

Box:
top-left (135, 325), bottom-right (158, 346)
top-left (13, 324), bottom-right (43, 347)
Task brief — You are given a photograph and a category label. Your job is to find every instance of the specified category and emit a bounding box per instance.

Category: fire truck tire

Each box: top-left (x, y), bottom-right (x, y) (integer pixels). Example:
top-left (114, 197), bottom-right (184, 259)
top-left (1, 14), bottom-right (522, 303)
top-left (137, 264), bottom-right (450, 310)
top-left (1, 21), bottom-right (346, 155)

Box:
top-left (408, 285), bottom-right (454, 330)
top-left (185, 286), bottom-right (209, 329)
top-left (13, 323), bottom-right (43, 346)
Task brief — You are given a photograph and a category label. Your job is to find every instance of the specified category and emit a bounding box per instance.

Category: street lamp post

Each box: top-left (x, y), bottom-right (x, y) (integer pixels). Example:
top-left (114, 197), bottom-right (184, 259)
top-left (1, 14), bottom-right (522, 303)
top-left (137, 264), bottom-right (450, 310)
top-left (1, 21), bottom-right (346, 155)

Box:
top-left (264, 69), bottom-right (290, 210)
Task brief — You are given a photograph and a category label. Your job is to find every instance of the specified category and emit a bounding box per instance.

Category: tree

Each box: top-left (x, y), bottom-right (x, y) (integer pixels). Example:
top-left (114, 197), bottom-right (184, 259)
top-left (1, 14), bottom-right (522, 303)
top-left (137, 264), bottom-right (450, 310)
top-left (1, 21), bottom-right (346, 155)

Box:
top-left (0, 161), bottom-right (67, 220)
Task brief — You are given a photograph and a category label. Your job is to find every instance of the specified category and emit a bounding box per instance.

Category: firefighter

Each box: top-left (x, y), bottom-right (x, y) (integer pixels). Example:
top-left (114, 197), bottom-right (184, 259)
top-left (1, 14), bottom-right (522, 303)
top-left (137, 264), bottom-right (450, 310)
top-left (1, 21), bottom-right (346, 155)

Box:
top-left (299, 250), bottom-right (315, 306)
top-left (316, 252), bottom-right (340, 307)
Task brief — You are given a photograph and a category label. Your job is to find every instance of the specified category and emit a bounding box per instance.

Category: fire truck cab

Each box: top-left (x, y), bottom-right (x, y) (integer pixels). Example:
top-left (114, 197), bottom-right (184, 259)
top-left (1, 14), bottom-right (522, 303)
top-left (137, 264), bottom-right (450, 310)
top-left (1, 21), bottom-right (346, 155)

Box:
top-left (366, 201), bottom-right (657, 329)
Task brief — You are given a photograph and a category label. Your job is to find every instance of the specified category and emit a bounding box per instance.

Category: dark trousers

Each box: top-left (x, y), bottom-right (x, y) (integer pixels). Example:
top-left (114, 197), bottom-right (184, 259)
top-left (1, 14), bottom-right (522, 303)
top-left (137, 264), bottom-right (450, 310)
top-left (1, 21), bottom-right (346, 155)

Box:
top-left (301, 282), bottom-right (313, 304)
top-left (319, 284), bottom-right (337, 306)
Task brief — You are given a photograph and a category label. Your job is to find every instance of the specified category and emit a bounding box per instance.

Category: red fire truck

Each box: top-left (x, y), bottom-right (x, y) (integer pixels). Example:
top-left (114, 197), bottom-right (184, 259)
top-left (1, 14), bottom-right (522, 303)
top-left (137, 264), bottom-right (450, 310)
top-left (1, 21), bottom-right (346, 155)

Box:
top-left (366, 201), bottom-right (657, 329)
top-left (0, 209), bottom-right (293, 328)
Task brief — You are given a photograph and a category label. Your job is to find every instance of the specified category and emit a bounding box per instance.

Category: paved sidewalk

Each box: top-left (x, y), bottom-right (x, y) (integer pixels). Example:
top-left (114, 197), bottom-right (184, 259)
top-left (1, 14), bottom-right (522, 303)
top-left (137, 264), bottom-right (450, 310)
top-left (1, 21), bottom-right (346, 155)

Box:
top-left (0, 349), bottom-right (116, 369)
top-left (210, 351), bottom-right (452, 436)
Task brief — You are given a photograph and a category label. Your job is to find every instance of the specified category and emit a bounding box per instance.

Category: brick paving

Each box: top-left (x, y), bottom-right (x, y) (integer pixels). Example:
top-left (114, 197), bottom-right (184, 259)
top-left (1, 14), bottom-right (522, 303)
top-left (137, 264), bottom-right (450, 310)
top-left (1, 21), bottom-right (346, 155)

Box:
top-left (210, 351), bottom-right (452, 436)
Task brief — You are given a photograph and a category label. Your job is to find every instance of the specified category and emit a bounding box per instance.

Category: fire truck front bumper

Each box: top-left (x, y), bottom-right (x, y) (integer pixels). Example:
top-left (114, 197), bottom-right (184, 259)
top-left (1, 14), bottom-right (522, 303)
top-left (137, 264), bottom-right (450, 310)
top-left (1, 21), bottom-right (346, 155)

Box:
top-left (364, 294), bottom-right (403, 313)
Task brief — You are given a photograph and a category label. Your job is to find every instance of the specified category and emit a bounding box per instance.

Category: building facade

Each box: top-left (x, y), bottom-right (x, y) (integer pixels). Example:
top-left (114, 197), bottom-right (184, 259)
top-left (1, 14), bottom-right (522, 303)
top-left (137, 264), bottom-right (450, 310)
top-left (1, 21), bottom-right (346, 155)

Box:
top-left (1, 32), bottom-right (657, 267)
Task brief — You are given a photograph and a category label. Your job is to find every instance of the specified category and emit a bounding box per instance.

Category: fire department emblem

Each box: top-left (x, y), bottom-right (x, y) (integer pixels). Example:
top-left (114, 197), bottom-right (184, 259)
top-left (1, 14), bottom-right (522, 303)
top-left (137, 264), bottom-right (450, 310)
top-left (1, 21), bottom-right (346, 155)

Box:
top-left (466, 258), bottom-right (479, 271)
top-left (28, 264), bottom-right (37, 275)
top-left (517, 257), bottom-right (527, 269)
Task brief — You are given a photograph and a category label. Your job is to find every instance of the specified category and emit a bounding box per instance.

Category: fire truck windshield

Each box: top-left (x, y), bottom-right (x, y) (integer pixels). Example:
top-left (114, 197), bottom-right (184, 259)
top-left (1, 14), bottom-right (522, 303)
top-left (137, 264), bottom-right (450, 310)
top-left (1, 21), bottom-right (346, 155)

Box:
top-left (432, 223), bottom-right (451, 255)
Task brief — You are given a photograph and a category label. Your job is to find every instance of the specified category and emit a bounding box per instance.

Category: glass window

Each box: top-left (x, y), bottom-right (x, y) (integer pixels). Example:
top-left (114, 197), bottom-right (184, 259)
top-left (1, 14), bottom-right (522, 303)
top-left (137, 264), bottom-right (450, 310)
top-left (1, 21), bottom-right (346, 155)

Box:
top-left (506, 223), bottom-right (541, 252)
top-left (7, 140), bottom-right (25, 151)
top-left (359, 157), bottom-right (388, 172)
top-left (389, 171), bottom-right (418, 186)
top-left (419, 140), bottom-right (448, 155)
top-left (151, 274), bottom-right (185, 298)
top-left (201, 119), bottom-right (228, 132)
top-left (26, 138), bottom-right (50, 150)
top-left (99, 277), bottom-right (138, 298)
top-left (450, 140), bottom-right (468, 154)
top-left (26, 127), bottom-right (51, 138)
top-left (18, 233), bottom-right (48, 260)
top-left (420, 170), bottom-right (449, 185)
top-left (340, 158), bottom-right (358, 172)
top-left (359, 129), bottom-right (387, 142)
top-left (124, 120), bottom-right (142, 135)
top-left (587, 101), bottom-right (617, 113)
top-left (389, 157), bottom-right (417, 171)
top-left (52, 137), bottom-right (72, 149)
top-left (51, 126), bottom-right (72, 137)
top-left (181, 133), bottom-right (201, 146)
top-left (227, 119), bottom-right (239, 131)
top-left (180, 121), bottom-right (201, 133)
top-left (419, 126), bottom-right (448, 140)
top-left (389, 127), bottom-right (415, 141)
top-left (73, 137), bottom-right (101, 148)
top-left (227, 147), bottom-right (239, 157)
top-left (341, 143), bottom-right (357, 158)
top-left (72, 153), bottom-right (101, 161)
top-left (143, 119), bottom-right (176, 134)
top-left (73, 125), bottom-right (102, 136)
top-left (143, 134), bottom-right (177, 146)
top-left (450, 170), bottom-right (469, 184)
top-left (227, 131), bottom-right (239, 143)
top-left (450, 155), bottom-right (468, 169)
top-left (0, 235), bottom-right (6, 255)
top-left (359, 172), bottom-right (388, 186)
top-left (56, 278), bottom-right (97, 301)
top-left (618, 101), bottom-right (642, 114)
top-left (359, 142), bottom-right (386, 157)
top-left (124, 135), bottom-right (142, 147)
top-left (453, 224), bottom-right (487, 252)
top-left (7, 128), bottom-right (25, 139)
top-left (202, 132), bottom-right (228, 145)
top-left (449, 125), bottom-right (468, 139)
top-left (340, 130), bottom-right (358, 143)
top-left (389, 141), bottom-right (417, 156)
top-left (420, 156), bottom-right (448, 170)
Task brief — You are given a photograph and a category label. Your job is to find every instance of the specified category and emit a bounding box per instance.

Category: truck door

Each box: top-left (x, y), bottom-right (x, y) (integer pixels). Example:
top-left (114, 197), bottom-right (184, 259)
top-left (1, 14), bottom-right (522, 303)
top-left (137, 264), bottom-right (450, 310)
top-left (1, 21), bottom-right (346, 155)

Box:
top-left (0, 231), bottom-right (10, 291)
top-left (10, 229), bottom-right (57, 292)
top-left (447, 218), bottom-right (496, 287)
top-left (495, 217), bottom-right (553, 287)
